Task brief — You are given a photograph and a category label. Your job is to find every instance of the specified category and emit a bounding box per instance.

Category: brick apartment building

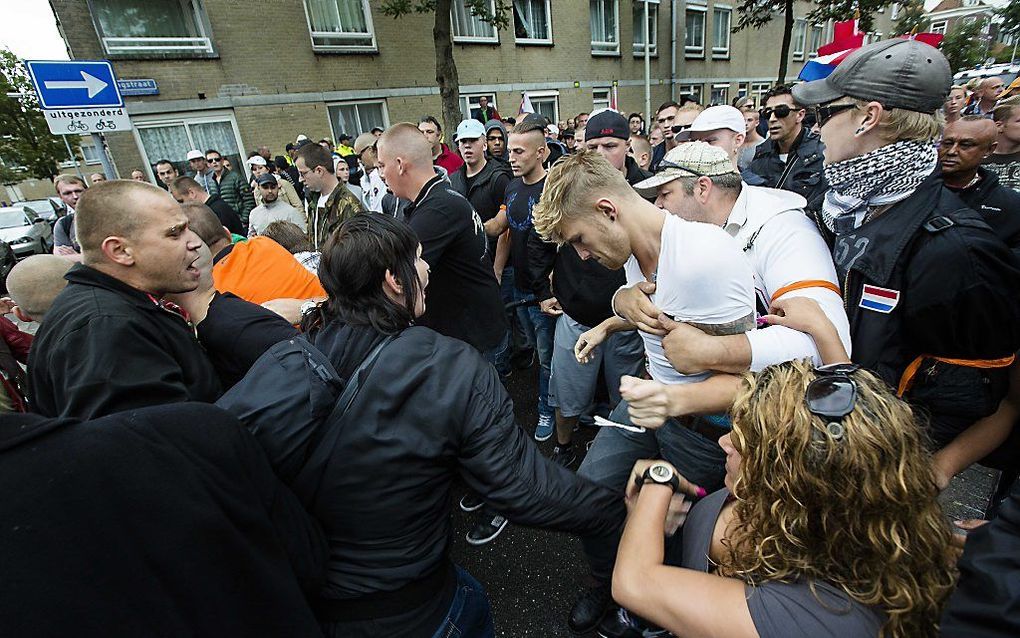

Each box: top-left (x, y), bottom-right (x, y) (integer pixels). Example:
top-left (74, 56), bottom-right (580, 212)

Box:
top-left (48, 0), bottom-right (896, 181)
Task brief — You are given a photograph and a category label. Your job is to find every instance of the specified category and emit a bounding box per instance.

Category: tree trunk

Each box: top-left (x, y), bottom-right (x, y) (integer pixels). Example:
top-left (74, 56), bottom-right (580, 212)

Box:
top-left (777, 0), bottom-right (795, 84)
top-left (433, 0), bottom-right (462, 146)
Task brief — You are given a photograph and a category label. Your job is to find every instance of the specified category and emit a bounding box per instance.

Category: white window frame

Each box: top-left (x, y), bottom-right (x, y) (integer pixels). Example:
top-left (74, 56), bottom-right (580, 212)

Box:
top-left (593, 88), bottom-right (612, 110)
top-left (79, 138), bottom-right (103, 165)
top-left (130, 109), bottom-right (247, 183)
top-left (590, 0), bottom-right (620, 55)
top-left (792, 19), bottom-right (807, 61)
top-left (460, 93), bottom-right (498, 119)
top-left (685, 5), bottom-right (707, 58)
top-left (90, 0), bottom-right (215, 56)
top-left (807, 24), bottom-right (824, 58)
top-left (712, 6), bottom-right (731, 59)
top-left (513, 0), bottom-right (553, 45)
top-left (325, 99), bottom-right (390, 142)
top-left (677, 83), bottom-right (703, 105)
top-left (303, 0), bottom-right (377, 52)
top-left (930, 20), bottom-right (947, 35)
top-left (452, 0), bottom-right (499, 44)
top-left (633, 0), bottom-right (660, 57)
top-left (751, 82), bottom-right (771, 103)
top-left (529, 90), bottom-right (560, 124)
top-left (710, 83), bottom-right (729, 105)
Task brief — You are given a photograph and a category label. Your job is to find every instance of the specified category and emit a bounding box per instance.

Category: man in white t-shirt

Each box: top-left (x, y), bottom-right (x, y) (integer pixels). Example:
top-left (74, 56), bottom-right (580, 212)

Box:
top-left (533, 147), bottom-right (755, 635)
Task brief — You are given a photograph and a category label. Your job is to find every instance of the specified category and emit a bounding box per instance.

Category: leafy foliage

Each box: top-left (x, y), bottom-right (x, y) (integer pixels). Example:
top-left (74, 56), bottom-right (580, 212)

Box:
top-left (940, 17), bottom-right (990, 72)
top-left (892, 0), bottom-right (929, 36)
top-left (733, 0), bottom-right (796, 83)
top-left (997, 0), bottom-right (1020, 42)
top-left (0, 49), bottom-right (74, 184)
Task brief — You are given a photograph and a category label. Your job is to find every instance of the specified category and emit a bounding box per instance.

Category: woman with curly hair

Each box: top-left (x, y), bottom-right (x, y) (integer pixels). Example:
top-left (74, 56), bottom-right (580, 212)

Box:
top-left (612, 355), bottom-right (957, 637)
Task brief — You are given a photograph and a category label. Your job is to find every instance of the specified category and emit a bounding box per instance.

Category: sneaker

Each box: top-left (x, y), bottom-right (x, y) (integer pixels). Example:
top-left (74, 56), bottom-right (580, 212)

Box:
top-left (534, 414), bottom-right (554, 442)
top-left (568, 583), bottom-right (612, 634)
top-left (551, 444), bottom-right (576, 468)
top-left (465, 514), bottom-right (508, 545)
top-left (597, 608), bottom-right (671, 638)
top-left (459, 493), bottom-right (484, 512)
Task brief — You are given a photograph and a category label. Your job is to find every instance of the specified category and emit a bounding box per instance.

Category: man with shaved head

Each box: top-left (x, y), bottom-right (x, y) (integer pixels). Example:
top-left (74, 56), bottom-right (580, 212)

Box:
top-left (965, 76), bottom-right (1005, 117)
top-left (5, 255), bottom-right (72, 323)
top-left (27, 180), bottom-right (220, 419)
top-left (376, 122), bottom-right (506, 356)
top-left (940, 115), bottom-right (1020, 251)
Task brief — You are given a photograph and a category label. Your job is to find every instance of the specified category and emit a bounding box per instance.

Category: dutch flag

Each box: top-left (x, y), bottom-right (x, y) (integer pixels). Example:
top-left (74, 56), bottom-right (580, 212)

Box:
top-left (859, 285), bottom-right (900, 314)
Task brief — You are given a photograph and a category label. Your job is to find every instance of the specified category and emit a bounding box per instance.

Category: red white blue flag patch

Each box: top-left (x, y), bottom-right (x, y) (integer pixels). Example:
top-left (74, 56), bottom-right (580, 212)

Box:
top-left (859, 285), bottom-right (899, 313)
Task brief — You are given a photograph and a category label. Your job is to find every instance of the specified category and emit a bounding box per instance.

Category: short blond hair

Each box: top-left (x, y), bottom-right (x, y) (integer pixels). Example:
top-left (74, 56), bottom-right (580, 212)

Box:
top-left (532, 150), bottom-right (633, 244)
top-left (851, 99), bottom-right (943, 143)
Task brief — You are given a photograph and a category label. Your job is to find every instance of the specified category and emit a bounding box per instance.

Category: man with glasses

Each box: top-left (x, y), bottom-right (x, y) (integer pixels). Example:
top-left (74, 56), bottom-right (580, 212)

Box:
top-left (353, 132), bottom-right (387, 213)
top-left (750, 85), bottom-right (827, 212)
top-left (186, 149), bottom-right (218, 197)
top-left (295, 141), bottom-right (364, 249)
top-left (794, 38), bottom-right (1020, 480)
top-left (206, 149), bottom-right (255, 230)
top-left (246, 174), bottom-right (306, 237)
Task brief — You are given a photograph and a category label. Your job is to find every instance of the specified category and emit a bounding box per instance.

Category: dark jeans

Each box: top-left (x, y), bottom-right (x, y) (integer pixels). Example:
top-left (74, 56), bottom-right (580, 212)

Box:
top-left (512, 287), bottom-right (555, 419)
top-left (429, 566), bottom-right (494, 638)
top-left (577, 399), bottom-right (728, 582)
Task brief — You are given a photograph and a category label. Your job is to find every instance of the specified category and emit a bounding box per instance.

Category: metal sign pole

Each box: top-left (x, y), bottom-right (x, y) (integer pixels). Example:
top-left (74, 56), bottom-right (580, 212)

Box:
top-left (62, 134), bottom-right (85, 181)
top-left (92, 133), bottom-right (117, 179)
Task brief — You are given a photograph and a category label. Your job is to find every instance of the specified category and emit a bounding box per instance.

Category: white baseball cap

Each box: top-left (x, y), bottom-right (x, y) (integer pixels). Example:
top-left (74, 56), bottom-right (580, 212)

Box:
top-left (455, 119), bottom-right (486, 141)
top-left (186, 149), bottom-right (205, 161)
top-left (547, 123), bottom-right (560, 136)
top-left (674, 105), bottom-right (746, 142)
top-left (248, 155), bottom-right (267, 166)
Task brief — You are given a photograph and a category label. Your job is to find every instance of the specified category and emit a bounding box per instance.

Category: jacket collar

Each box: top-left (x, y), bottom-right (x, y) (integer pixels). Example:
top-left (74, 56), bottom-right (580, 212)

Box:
top-left (940, 165), bottom-right (999, 198)
top-left (624, 155), bottom-right (652, 186)
top-left (64, 263), bottom-right (164, 311)
top-left (407, 174), bottom-right (445, 214)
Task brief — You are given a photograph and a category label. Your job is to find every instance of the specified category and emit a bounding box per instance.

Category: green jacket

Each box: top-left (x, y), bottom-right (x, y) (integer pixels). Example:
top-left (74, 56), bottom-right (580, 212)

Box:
top-left (214, 169), bottom-right (256, 227)
top-left (306, 183), bottom-right (365, 249)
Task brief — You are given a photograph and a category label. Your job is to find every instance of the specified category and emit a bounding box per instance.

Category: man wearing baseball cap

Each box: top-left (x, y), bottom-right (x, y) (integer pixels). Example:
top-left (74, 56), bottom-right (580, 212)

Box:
top-left (247, 173), bottom-right (307, 237)
top-left (187, 149), bottom-right (218, 196)
top-left (674, 105), bottom-right (766, 185)
top-left (353, 131), bottom-right (387, 212)
top-left (794, 38), bottom-right (1020, 480)
top-left (247, 155), bottom-right (302, 211)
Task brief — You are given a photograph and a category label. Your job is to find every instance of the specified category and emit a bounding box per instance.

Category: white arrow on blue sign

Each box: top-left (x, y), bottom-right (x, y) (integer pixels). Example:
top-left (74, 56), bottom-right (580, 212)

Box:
top-left (25, 60), bottom-right (123, 110)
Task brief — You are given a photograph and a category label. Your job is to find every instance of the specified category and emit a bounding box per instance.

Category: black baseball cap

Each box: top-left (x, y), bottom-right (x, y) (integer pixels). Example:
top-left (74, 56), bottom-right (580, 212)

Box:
top-left (585, 110), bottom-right (629, 141)
top-left (793, 38), bottom-right (952, 114)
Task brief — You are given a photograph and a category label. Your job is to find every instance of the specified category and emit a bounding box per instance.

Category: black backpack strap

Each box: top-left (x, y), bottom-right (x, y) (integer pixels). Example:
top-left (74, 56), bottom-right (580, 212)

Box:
top-left (292, 335), bottom-right (395, 505)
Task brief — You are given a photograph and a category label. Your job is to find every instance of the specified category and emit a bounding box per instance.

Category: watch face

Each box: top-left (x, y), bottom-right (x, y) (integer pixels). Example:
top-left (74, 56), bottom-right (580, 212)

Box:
top-left (651, 464), bottom-right (673, 481)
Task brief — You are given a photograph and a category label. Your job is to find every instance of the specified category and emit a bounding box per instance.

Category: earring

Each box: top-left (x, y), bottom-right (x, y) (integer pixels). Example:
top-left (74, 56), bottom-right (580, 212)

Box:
top-left (855, 126), bottom-right (865, 135)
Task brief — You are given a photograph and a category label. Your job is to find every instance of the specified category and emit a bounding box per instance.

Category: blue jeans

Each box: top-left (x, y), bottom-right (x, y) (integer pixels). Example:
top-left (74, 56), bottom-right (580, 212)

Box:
top-left (429, 566), bottom-right (495, 638)
top-left (483, 330), bottom-right (511, 377)
top-left (513, 287), bottom-right (555, 418)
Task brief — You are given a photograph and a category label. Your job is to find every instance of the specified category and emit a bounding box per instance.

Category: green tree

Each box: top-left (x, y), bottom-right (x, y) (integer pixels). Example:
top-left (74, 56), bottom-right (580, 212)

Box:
top-left (892, 0), bottom-right (929, 36)
top-left (379, 0), bottom-right (510, 141)
top-left (806, 0), bottom-right (886, 34)
top-left (0, 49), bottom-right (74, 182)
top-left (941, 18), bottom-right (990, 72)
top-left (733, 0), bottom-right (797, 84)
top-left (996, 0), bottom-right (1020, 56)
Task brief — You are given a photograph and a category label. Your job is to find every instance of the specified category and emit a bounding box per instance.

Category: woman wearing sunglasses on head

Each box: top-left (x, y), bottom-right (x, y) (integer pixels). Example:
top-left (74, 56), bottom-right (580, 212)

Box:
top-left (613, 354), bottom-right (956, 637)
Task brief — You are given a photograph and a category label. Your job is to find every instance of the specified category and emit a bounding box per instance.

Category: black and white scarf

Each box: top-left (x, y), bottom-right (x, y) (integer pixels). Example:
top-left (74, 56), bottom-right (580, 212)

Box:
top-left (820, 140), bottom-right (938, 233)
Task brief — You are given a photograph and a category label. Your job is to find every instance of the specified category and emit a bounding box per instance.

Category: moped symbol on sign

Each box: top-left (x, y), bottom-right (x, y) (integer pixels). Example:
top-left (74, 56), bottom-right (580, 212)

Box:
top-left (25, 60), bottom-right (124, 110)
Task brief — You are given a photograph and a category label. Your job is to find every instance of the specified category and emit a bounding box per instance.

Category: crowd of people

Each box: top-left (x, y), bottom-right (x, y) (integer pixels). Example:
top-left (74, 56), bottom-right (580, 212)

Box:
top-left (2, 37), bottom-right (1020, 638)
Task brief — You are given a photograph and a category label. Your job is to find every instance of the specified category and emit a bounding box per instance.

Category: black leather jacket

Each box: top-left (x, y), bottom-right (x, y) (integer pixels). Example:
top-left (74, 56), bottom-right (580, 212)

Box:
top-left (817, 174), bottom-right (1020, 447)
top-left (751, 127), bottom-right (828, 213)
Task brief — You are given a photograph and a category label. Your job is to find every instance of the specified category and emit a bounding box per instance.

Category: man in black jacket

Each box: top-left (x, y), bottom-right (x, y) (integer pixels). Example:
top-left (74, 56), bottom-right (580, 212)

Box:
top-left (794, 39), bottom-right (1020, 459)
top-left (0, 403), bottom-right (326, 637)
top-left (940, 116), bottom-right (1020, 252)
top-left (377, 123), bottom-right (507, 354)
top-left (750, 85), bottom-right (828, 212)
top-left (170, 175), bottom-right (245, 236)
top-left (28, 180), bottom-right (221, 419)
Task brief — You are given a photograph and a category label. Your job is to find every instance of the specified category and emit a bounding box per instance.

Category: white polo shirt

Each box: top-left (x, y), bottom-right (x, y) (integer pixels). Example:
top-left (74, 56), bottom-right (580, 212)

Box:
top-left (723, 184), bottom-right (852, 370)
top-left (625, 214), bottom-right (755, 384)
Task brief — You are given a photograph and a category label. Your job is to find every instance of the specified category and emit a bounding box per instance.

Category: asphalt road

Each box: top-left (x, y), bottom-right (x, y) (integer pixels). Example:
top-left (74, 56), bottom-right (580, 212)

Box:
top-left (449, 357), bottom-right (1000, 637)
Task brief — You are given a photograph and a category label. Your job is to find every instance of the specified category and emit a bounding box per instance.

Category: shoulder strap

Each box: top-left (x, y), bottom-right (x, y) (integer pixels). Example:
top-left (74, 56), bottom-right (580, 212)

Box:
top-left (291, 334), bottom-right (395, 504)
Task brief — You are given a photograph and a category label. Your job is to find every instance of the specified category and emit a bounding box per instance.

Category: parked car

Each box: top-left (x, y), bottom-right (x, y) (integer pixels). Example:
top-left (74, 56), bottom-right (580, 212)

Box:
top-left (0, 206), bottom-right (53, 258)
top-left (18, 198), bottom-right (61, 222)
top-left (0, 240), bottom-right (16, 293)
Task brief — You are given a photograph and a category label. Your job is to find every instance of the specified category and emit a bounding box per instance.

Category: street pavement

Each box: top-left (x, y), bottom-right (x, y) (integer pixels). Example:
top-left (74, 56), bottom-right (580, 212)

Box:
top-left (450, 357), bottom-right (1000, 637)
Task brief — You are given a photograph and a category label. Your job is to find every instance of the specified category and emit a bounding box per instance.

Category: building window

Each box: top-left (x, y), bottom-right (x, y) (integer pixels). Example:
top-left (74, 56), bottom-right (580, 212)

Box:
top-left (513, 0), bottom-right (552, 44)
top-left (453, 0), bottom-right (498, 43)
top-left (712, 7), bottom-right (731, 58)
top-left (807, 24), bottom-right (824, 57)
top-left (79, 140), bottom-right (103, 164)
top-left (590, 0), bottom-right (620, 55)
top-left (678, 83), bottom-right (703, 105)
top-left (737, 82), bottom-right (750, 100)
top-left (327, 100), bottom-right (388, 142)
top-left (930, 20), bottom-right (947, 35)
top-left (134, 113), bottom-right (245, 179)
top-left (530, 91), bottom-right (560, 124)
top-left (792, 19), bottom-right (806, 60)
top-left (461, 93), bottom-right (498, 119)
top-left (751, 82), bottom-right (771, 103)
top-left (685, 6), bottom-right (706, 57)
top-left (710, 84), bottom-right (729, 105)
top-left (303, 0), bottom-right (376, 51)
top-left (633, 0), bottom-right (659, 56)
top-left (89, 0), bottom-right (214, 56)
top-left (593, 88), bottom-right (611, 110)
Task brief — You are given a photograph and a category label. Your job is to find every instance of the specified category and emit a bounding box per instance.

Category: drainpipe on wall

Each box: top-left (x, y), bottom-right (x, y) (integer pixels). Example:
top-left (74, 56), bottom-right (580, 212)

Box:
top-left (671, 0), bottom-right (677, 102)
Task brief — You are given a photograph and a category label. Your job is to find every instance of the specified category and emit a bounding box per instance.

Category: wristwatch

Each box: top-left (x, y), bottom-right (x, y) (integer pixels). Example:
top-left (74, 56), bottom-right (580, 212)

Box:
top-left (299, 300), bottom-right (318, 316)
top-left (638, 462), bottom-right (681, 493)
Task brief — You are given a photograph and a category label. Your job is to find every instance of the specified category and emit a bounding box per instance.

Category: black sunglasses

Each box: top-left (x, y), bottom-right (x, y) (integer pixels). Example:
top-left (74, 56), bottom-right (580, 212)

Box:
top-left (760, 105), bottom-right (801, 120)
top-left (207, 157), bottom-right (222, 162)
top-left (814, 103), bottom-right (857, 128)
top-left (656, 159), bottom-right (706, 177)
top-left (670, 124), bottom-right (691, 135)
top-left (805, 363), bottom-right (861, 441)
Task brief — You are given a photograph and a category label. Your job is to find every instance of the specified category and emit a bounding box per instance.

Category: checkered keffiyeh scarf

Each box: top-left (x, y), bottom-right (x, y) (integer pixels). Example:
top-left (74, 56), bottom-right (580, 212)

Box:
top-left (820, 140), bottom-right (938, 233)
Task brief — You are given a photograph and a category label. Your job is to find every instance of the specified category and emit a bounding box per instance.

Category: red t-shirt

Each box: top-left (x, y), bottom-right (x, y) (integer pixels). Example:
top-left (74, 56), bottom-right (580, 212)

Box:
top-left (434, 144), bottom-right (464, 174)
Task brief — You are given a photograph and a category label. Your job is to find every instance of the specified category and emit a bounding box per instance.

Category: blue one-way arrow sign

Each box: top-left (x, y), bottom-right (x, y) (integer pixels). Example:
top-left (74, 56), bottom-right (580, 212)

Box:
top-left (25, 60), bottom-right (123, 109)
